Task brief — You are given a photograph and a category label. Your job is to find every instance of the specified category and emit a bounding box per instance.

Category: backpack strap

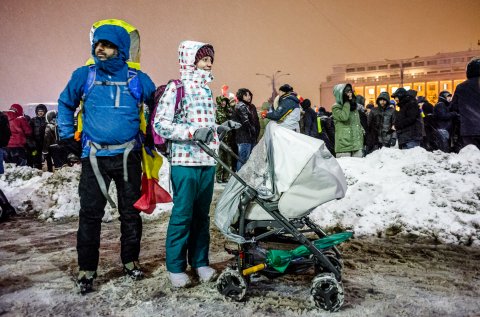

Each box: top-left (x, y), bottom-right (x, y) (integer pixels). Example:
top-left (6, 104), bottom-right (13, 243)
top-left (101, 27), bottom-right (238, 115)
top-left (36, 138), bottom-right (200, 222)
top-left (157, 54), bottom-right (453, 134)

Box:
top-left (170, 79), bottom-right (185, 114)
top-left (82, 66), bottom-right (142, 107)
top-left (82, 65), bottom-right (97, 102)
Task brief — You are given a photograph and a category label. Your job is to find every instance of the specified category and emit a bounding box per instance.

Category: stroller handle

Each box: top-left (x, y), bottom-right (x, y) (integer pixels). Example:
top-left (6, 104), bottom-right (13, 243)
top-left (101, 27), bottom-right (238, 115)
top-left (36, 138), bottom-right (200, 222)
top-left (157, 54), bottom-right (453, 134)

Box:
top-left (196, 140), bottom-right (252, 190)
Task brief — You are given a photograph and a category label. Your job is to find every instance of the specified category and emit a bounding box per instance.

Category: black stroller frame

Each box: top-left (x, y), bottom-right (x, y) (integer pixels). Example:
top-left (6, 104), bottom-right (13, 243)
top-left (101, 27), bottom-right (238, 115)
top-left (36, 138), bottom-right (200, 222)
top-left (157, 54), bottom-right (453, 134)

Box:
top-left (198, 138), bottom-right (349, 312)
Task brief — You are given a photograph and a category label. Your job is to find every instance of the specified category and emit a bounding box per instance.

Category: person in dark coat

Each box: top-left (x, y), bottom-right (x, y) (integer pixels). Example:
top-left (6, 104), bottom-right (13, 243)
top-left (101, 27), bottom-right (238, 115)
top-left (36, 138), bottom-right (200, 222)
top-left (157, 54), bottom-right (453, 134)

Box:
top-left (232, 88), bottom-right (260, 171)
top-left (42, 110), bottom-right (68, 171)
top-left (356, 94), bottom-right (368, 156)
top-left (0, 111), bottom-right (11, 175)
top-left (300, 99), bottom-right (319, 138)
top-left (5, 104), bottom-right (32, 166)
top-left (317, 107), bottom-right (335, 155)
top-left (29, 104), bottom-right (48, 169)
top-left (450, 57), bottom-right (480, 150)
top-left (418, 96), bottom-right (437, 151)
top-left (433, 91), bottom-right (457, 152)
top-left (392, 88), bottom-right (423, 149)
top-left (366, 91), bottom-right (396, 153)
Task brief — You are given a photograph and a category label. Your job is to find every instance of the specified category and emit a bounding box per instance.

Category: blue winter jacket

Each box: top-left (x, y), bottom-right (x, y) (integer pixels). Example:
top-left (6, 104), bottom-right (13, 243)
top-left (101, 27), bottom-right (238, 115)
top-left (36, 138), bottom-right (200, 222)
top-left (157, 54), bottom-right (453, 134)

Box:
top-left (57, 24), bottom-right (155, 158)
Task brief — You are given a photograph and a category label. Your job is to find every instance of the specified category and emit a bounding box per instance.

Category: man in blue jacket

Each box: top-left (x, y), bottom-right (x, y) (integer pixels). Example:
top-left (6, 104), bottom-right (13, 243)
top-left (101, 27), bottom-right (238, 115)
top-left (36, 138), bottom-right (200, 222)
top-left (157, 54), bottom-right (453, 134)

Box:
top-left (57, 23), bottom-right (156, 294)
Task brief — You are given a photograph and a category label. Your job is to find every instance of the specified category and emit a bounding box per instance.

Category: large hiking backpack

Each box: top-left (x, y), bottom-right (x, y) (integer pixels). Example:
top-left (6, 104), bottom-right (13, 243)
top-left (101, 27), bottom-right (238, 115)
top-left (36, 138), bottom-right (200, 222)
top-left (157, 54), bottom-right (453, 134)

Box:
top-left (150, 79), bottom-right (184, 156)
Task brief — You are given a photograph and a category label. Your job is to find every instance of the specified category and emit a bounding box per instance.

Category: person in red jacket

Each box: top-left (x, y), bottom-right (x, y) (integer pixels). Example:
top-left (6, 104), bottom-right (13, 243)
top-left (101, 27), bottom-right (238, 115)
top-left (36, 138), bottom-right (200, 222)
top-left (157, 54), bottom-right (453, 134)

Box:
top-left (5, 104), bottom-right (32, 166)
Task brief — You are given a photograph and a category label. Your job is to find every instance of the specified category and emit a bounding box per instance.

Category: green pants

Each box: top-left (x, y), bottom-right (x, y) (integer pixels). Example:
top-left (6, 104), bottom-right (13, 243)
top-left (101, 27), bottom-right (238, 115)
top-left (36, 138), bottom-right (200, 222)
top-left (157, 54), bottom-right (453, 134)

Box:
top-left (166, 165), bottom-right (215, 273)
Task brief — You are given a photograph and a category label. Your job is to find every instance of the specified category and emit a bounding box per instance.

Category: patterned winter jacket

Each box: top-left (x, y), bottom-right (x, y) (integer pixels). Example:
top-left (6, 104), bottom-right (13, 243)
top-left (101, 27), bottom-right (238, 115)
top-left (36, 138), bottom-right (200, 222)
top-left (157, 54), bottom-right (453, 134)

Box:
top-left (153, 40), bottom-right (219, 166)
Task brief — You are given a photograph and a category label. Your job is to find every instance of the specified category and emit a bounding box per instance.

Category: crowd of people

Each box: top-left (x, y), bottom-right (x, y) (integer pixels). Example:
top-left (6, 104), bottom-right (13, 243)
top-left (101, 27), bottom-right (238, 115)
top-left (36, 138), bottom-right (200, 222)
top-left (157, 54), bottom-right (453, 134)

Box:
top-left (0, 19), bottom-right (479, 295)
top-left (0, 103), bottom-right (69, 173)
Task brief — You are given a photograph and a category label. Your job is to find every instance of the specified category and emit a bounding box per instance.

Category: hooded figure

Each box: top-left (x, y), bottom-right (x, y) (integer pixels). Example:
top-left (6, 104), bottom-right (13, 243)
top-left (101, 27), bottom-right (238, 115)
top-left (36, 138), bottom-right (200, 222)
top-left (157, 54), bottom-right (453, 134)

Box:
top-left (6, 104), bottom-right (32, 149)
top-left (29, 103), bottom-right (48, 169)
top-left (392, 88), bottom-right (423, 149)
top-left (434, 91), bottom-right (456, 131)
top-left (450, 57), bottom-right (480, 150)
top-left (366, 91), bottom-right (396, 151)
top-left (4, 104), bottom-right (32, 166)
top-left (57, 22), bottom-right (156, 290)
top-left (432, 90), bottom-right (456, 152)
top-left (153, 40), bottom-right (220, 287)
top-left (154, 40), bottom-right (219, 166)
top-left (331, 83), bottom-right (364, 157)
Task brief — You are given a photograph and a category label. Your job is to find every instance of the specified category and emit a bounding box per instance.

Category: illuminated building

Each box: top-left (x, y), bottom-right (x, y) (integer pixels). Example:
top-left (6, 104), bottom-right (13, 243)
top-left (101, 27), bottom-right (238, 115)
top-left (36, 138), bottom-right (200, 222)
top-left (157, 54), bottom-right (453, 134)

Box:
top-left (319, 49), bottom-right (480, 108)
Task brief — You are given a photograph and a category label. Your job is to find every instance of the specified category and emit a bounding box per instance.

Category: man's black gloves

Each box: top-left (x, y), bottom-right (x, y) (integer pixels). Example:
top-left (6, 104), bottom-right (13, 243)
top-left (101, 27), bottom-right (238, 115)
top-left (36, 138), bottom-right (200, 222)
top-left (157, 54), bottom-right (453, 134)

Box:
top-left (193, 127), bottom-right (214, 144)
top-left (58, 138), bottom-right (82, 158)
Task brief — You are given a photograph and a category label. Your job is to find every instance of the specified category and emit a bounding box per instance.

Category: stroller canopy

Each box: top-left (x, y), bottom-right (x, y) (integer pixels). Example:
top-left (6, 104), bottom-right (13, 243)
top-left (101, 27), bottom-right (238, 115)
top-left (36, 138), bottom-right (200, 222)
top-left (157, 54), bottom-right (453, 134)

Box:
top-left (215, 122), bottom-right (347, 243)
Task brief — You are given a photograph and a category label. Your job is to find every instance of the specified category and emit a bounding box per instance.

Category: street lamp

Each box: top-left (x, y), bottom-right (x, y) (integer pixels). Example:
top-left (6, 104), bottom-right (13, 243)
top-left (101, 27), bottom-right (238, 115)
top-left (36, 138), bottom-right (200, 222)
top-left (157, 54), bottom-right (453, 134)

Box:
top-left (256, 71), bottom-right (291, 103)
top-left (385, 56), bottom-right (419, 87)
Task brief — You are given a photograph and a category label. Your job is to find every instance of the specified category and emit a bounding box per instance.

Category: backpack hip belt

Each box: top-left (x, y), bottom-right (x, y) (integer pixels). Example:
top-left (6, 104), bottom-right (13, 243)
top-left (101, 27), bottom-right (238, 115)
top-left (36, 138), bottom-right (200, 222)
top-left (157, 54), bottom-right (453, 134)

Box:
top-left (88, 139), bottom-right (136, 208)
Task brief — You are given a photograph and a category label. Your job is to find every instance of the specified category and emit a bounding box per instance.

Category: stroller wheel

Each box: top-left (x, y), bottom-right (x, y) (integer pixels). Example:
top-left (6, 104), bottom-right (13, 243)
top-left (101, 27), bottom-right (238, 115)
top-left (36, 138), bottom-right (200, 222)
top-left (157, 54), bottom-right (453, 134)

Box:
top-left (315, 250), bottom-right (344, 275)
top-left (216, 269), bottom-right (247, 302)
top-left (311, 273), bottom-right (344, 312)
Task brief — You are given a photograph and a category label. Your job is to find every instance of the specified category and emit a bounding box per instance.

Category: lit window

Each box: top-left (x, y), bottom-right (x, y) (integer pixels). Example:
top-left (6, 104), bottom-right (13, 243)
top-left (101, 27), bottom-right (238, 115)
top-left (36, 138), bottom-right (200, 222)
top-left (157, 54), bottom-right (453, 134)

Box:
top-left (368, 88), bottom-right (375, 94)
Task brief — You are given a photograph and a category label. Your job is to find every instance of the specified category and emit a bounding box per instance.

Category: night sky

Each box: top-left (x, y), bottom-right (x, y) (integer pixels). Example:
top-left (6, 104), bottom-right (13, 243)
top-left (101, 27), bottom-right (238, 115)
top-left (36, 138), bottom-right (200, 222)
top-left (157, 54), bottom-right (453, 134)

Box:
top-left (1, 0), bottom-right (479, 109)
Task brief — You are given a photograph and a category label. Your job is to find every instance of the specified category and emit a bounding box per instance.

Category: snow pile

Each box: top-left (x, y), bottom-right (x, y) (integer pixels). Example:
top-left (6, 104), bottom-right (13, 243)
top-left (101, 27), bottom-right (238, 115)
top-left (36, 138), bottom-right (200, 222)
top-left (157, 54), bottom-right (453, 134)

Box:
top-left (0, 161), bottom-right (172, 222)
top-left (310, 145), bottom-right (480, 245)
top-left (1, 146), bottom-right (479, 245)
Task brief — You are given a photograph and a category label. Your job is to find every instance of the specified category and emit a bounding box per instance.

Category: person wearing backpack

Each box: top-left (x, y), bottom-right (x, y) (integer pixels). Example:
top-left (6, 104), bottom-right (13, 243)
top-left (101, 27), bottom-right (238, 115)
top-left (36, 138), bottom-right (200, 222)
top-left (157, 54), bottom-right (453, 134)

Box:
top-left (57, 23), bottom-right (156, 294)
top-left (42, 110), bottom-right (67, 171)
top-left (154, 41), bottom-right (235, 288)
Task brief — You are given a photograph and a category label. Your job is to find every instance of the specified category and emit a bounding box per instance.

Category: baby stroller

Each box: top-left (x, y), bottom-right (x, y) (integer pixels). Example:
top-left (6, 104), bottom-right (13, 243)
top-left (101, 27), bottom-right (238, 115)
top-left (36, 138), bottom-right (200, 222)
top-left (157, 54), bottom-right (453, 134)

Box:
top-left (198, 122), bottom-right (352, 312)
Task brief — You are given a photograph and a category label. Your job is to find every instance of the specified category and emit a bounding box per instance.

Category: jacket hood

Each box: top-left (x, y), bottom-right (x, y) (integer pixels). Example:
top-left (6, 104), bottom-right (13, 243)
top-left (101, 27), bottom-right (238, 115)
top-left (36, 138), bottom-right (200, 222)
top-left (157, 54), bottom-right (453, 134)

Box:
top-left (392, 87), bottom-right (408, 101)
top-left (333, 83), bottom-right (351, 105)
top-left (178, 40), bottom-right (214, 82)
top-left (10, 104), bottom-right (24, 117)
top-left (376, 92), bottom-right (390, 106)
top-left (91, 24), bottom-right (130, 61)
top-left (46, 110), bottom-right (57, 124)
top-left (438, 90), bottom-right (452, 104)
top-left (35, 104), bottom-right (47, 115)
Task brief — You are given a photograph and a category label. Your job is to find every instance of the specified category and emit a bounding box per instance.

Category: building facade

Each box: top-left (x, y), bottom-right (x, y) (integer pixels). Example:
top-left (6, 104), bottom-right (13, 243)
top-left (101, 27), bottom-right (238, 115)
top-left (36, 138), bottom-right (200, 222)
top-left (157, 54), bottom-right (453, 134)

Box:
top-left (319, 49), bottom-right (480, 109)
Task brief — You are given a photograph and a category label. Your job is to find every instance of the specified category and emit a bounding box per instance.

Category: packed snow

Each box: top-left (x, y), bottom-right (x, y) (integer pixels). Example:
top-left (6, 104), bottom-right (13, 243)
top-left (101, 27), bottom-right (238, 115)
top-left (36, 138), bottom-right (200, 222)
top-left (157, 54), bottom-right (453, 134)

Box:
top-left (1, 145), bottom-right (479, 246)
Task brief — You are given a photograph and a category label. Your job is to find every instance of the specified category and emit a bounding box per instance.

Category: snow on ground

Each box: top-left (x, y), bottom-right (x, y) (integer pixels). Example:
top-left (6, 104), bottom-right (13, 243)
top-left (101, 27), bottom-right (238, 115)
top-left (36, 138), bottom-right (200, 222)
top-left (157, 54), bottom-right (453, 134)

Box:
top-left (310, 145), bottom-right (480, 246)
top-left (1, 145), bottom-right (479, 245)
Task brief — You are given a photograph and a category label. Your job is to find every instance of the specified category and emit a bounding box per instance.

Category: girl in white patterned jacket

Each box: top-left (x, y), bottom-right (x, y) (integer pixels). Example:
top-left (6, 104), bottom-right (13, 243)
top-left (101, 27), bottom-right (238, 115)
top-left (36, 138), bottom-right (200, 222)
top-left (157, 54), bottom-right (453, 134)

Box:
top-left (154, 40), bottom-right (219, 288)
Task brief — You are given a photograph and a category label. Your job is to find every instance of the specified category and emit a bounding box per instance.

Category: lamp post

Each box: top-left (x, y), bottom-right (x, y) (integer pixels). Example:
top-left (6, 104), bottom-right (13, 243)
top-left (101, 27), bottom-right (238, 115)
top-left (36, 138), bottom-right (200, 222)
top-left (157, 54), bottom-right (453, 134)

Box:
top-left (385, 56), bottom-right (419, 88)
top-left (256, 71), bottom-right (291, 103)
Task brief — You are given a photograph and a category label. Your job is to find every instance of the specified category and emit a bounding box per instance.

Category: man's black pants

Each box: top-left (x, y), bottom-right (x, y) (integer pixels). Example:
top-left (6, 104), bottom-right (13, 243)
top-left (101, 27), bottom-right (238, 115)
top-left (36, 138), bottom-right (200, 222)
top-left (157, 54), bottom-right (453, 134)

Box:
top-left (77, 151), bottom-right (142, 271)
